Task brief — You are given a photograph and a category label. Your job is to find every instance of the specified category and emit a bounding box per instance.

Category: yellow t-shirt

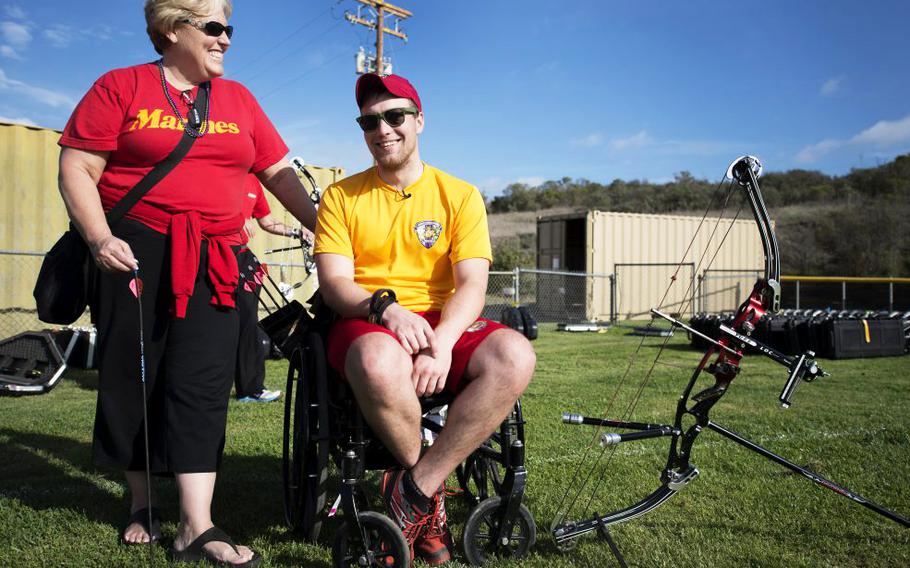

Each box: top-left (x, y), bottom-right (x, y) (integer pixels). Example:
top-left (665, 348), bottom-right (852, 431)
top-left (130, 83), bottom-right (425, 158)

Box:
top-left (314, 164), bottom-right (492, 311)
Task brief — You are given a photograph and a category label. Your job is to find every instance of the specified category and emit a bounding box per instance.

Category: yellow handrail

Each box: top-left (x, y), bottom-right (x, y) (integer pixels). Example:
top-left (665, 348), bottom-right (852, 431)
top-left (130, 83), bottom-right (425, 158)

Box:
top-left (780, 276), bottom-right (910, 284)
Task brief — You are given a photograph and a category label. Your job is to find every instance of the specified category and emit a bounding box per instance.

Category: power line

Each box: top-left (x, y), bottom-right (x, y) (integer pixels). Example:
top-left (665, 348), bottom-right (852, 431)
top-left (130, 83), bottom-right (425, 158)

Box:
top-left (230, 6), bottom-right (333, 78)
top-left (238, 19), bottom-right (345, 86)
top-left (259, 48), bottom-right (351, 101)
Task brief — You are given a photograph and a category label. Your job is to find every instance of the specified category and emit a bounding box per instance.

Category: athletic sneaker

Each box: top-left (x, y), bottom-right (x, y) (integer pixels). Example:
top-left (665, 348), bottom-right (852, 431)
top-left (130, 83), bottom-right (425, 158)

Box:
top-left (413, 488), bottom-right (455, 566)
top-left (380, 468), bottom-right (433, 562)
top-left (237, 389), bottom-right (282, 402)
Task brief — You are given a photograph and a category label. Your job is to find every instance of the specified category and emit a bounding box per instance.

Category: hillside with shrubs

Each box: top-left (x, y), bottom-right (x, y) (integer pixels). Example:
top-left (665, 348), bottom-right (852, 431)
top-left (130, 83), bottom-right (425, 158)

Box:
top-left (487, 154), bottom-right (910, 276)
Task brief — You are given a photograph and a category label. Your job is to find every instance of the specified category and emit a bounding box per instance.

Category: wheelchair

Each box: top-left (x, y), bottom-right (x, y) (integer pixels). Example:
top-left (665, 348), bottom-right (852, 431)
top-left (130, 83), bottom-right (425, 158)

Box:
top-left (264, 295), bottom-right (536, 567)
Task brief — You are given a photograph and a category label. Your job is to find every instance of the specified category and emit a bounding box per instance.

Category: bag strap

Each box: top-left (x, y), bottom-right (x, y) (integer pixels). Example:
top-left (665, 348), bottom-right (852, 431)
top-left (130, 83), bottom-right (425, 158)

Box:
top-left (105, 82), bottom-right (210, 225)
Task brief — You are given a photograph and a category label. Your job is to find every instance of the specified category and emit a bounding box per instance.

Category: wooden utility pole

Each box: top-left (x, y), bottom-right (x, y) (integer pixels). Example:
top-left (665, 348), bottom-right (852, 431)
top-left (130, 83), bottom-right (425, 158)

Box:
top-left (346, 0), bottom-right (412, 74)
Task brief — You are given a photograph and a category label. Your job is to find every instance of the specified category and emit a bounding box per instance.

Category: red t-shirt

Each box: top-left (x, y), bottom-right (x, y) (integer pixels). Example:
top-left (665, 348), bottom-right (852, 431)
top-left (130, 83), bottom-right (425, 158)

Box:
top-left (59, 62), bottom-right (287, 236)
top-left (241, 174), bottom-right (271, 220)
top-left (59, 62), bottom-right (288, 316)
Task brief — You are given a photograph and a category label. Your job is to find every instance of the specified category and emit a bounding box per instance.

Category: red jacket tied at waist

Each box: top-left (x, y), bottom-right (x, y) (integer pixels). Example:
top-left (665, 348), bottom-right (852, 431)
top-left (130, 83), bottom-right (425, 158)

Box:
top-left (170, 211), bottom-right (243, 318)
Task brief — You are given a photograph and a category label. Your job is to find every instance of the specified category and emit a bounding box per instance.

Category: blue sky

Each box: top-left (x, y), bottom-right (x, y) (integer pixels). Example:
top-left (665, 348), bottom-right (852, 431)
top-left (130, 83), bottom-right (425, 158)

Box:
top-left (2, 0), bottom-right (909, 196)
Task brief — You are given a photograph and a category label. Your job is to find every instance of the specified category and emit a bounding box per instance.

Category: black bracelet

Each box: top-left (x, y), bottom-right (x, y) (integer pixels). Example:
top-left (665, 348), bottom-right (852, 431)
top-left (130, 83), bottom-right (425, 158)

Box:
top-left (368, 289), bottom-right (397, 325)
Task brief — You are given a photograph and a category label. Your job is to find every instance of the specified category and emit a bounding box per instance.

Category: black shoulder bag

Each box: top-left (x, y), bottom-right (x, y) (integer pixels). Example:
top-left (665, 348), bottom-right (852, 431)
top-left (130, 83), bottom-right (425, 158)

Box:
top-left (34, 84), bottom-right (210, 325)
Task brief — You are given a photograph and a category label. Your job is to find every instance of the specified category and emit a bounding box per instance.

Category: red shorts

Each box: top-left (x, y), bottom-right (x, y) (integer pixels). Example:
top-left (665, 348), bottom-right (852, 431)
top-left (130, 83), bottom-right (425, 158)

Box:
top-left (327, 311), bottom-right (507, 394)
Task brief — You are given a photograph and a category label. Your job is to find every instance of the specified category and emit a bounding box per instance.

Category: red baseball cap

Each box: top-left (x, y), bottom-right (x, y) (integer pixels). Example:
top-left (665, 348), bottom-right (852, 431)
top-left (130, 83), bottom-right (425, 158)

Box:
top-left (355, 73), bottom-right (422, 112)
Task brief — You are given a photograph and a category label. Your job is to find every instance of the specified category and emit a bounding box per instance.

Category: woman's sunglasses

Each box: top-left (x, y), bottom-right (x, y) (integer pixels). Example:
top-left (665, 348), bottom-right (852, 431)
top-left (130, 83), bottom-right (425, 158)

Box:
top-left (355, 107), bottom-right (419, 132)
top-left (181, 19), bottom-right (234, 39)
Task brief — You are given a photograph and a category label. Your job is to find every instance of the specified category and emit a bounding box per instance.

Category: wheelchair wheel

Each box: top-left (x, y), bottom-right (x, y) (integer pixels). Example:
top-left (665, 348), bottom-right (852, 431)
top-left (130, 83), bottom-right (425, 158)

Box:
top-left (462, 496), bottom-right (536, 566)
top-left (282, 332), bottom-right (330, 541)
top-left (457, 450), bottom-right (505, 508)
top-left (332, 511), bottom-right (409, 567)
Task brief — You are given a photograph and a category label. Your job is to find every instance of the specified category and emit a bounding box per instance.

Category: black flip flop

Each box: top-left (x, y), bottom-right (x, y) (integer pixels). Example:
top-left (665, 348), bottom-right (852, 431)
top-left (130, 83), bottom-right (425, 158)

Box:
top-left (169, 526), bottom-right (262, 567)
top-left (120, 506), bottom-right (162, 545)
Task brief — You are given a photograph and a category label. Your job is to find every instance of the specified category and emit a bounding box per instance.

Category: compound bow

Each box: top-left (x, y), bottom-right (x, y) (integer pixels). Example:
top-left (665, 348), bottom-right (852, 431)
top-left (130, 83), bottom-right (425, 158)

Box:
top-left (550, 156), bottom-right (908, 562)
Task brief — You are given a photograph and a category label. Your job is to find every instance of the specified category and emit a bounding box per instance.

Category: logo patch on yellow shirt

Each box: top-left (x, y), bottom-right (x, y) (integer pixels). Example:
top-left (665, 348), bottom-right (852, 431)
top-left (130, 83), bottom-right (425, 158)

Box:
top-left (414, 220), bottom-right (443, 249)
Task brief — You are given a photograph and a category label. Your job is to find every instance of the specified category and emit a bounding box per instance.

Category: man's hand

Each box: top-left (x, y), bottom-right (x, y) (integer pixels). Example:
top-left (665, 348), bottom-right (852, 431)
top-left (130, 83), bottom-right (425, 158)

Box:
top-left (412, 348), bottom-right (452, 396)
top-left (91, 235), bottom-right (138, 273)
top-left (381, 303), bottom-right (437, 355)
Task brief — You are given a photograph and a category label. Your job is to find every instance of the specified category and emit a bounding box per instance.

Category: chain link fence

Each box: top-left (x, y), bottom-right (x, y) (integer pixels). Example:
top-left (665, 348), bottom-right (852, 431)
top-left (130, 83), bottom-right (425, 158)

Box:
top-left (8, 249), bottom-right (910, 340)
top-left (0, 250), bottom-right (317, 340)
top-left (697, 269), bottom-right (762, 314)
top-left (699, 271), bottom-right (910, 313)
top-left (484, 269), bottom-right (612, 325)
top-left (0, 250), bottom-right (92, 339)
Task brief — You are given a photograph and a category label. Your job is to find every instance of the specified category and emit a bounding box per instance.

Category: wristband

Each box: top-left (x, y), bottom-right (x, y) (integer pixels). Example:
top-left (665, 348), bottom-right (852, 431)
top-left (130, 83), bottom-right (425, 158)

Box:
top-left (368, 289), bottom-right (397, 325)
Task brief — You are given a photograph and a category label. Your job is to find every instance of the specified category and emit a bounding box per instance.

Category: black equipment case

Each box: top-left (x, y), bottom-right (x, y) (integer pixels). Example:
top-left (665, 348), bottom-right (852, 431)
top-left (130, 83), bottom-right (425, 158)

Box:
top-left (54, 326), bottom-right (98, 369)
top-left (0, 331), bottom-right (67, 395)
top-left (821, 319), bottom-right (906, 359)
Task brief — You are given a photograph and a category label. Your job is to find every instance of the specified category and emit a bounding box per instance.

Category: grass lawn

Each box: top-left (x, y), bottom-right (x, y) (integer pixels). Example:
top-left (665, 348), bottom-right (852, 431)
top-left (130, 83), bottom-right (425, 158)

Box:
top-left (1, 326), bottom-right (908, 567)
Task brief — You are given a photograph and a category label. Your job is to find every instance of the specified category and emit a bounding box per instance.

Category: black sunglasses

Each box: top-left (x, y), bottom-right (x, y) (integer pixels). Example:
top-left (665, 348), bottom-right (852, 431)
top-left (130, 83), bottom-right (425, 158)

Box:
top-left (355, 107), bottom-right (419, 132)
top-left (181, 19), bottom-right (234, 39)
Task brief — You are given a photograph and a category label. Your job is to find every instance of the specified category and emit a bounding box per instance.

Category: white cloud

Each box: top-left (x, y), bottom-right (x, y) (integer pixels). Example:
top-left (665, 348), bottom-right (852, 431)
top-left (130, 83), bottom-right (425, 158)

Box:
top-left (0, 21), bottom-right (30, 47)
top-left (820, 75), bottom-right (844, 96)
top-left (570, 132), bottom-right (603, 147)
top-left (0, 114), bottom-right (36, 126)
top-left (610, 130), bottom-right (652, 151)
top-left (43, 24), bottom-right (70, 48)
top-left (795, 114), bottom-right (910, 163)
top-left (851, 114), bottom-right (910, 147)
top-left (476, 177), bottom-right (505, 196)
top-left (516, 176), bottom-right (545, 187)
top-left (0, 68), bottom-right (76, 108)
top-left (36, 23), bottom-right (132, 50)
top-left (795, 139), bottom-right (841, 163)
top-left (0, 45), bottom-right (21, 59)
top-left (476, 176), bottom-right (546, 197)
top-left (3, 6), bottom-right (26, 20)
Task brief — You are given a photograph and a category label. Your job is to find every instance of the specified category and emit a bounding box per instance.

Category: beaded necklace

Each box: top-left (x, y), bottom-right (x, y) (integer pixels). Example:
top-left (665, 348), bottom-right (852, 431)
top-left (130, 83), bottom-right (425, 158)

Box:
top-left (157, 59), bottom-right (210, 138)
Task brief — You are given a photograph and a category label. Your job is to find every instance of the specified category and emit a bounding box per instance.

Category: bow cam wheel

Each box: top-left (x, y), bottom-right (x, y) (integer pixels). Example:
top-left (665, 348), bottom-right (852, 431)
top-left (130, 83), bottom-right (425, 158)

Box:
top-left (332, 511), bottom-right (409, 567)
top-left (462, 496), bottom-right (536, 565)
top-left (282, 332), bottom-right (329, 541)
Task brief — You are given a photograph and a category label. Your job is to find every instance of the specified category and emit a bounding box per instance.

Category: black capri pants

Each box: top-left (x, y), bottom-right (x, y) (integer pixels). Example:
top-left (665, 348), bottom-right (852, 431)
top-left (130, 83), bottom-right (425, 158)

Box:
top-left (92, 219), bottom-right (239, 474)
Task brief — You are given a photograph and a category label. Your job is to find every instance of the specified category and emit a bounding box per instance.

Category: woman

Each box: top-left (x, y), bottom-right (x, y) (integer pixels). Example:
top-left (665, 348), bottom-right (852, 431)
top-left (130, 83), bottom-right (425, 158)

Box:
top-left (57, 1), bottom-right (316, 565)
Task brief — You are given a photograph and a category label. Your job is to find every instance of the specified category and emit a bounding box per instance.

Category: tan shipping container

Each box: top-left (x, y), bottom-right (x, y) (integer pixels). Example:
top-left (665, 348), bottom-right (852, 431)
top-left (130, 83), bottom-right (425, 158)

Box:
top-left (538, 210), bottom-right (766, 321)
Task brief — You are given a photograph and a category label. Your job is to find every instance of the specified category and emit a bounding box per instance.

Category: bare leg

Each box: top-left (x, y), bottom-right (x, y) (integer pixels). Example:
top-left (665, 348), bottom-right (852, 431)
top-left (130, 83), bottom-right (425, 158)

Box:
top-left (411, 329), bottom-right (535, 495)
top-left (345, 332), bottom-right (422, 468)
top-left (172, 472), bottom-right (255, 565)
top-left (122, 470), bottom-right (158, 543)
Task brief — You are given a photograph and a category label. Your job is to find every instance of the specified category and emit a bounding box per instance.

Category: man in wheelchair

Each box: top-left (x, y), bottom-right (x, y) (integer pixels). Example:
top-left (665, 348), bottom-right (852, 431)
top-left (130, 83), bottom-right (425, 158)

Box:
top-left (313, 73), bottom-right (536, 565)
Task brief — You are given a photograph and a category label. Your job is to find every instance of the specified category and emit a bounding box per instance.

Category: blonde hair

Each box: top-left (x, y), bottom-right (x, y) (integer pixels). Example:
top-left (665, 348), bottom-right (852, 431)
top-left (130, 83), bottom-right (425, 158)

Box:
top-left (144, 0), bottom-right (233, 55)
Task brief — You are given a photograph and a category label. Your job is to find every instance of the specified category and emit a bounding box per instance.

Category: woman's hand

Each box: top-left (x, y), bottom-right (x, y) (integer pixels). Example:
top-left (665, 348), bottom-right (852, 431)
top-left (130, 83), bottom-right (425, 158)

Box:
top-left (91, 235), bottom-right (138, 273)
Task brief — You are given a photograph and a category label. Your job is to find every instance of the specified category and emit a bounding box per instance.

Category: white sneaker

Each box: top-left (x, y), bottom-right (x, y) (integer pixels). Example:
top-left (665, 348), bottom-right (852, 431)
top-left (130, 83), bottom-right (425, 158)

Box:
top-left (238, 389), bottom-right (281, 402)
